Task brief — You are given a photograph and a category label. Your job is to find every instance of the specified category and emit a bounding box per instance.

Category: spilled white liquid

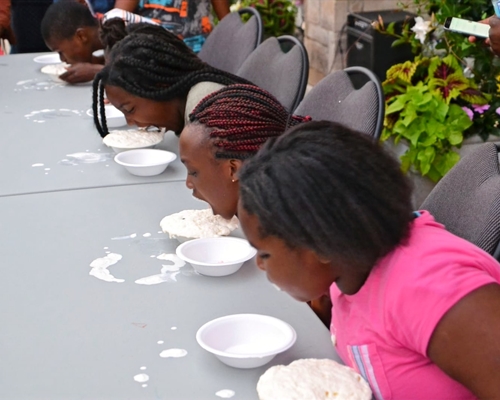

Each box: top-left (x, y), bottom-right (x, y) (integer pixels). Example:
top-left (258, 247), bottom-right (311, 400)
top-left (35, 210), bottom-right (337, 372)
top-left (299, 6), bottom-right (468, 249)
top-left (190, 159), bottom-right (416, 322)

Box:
top-left (59, 152), bottom-right (112, 166)
top-left (89, 253), bottom-right (124, 283)
top-left (15, 79), bottom-right (61, 92)
top-left (24, 108), bottom-right (82, 123)
top-left (159, 348), bottom-right (187, 358)
top-left (111, 233), bottom-right (137, 240)
top-left (157, 340), bottom-right (164, 344)
top-left (140, 366), bottom-right (147, 370)
top-left (142, 384), bottom-right (147, 388)
top-left (133, 373), bottom-right (149, 383)
top-left (216, 389), bottom-right (235, 398)
top-left (135, 254), bottom-right (185, 285)
top-left (32, 163), bottom-right (44, 167)
top-left (171, 327), bottom-right (177, 330)
top-left (143, 233), bottom-right (151, 237)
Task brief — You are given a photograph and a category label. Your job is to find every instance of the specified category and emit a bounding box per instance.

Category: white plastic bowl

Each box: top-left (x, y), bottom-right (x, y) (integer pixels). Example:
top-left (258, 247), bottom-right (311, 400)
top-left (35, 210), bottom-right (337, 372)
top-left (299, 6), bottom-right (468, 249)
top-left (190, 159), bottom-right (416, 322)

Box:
top-left (40, 63), bottom-right (68, 82)
top-left (196, 314), bottom-right (297, 369)
top-left (34, 53), bottom-right (61, 64)
top-left (176, 237), bottom-right (256, 277)
top-left (103, 129), bottom-right (165, 153)
top-left (114, 149), bottom-right (177, 176)
top-left (86, 105), bottom-right (127, 128)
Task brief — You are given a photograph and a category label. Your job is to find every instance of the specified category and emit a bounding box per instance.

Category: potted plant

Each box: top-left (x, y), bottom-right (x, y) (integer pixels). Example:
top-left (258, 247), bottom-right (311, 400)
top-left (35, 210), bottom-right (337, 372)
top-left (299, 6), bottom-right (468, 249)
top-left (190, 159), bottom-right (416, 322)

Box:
top-left (231, 0), bottom-right (298, 38)
top-left (376, 0), bottom-right (500, 183)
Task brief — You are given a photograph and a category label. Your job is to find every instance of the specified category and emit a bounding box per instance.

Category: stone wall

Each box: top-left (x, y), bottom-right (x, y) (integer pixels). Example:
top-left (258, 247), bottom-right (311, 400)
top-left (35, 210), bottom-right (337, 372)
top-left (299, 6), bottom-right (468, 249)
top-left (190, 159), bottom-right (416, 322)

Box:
top-left (304, 0), bottom-right (404, 82)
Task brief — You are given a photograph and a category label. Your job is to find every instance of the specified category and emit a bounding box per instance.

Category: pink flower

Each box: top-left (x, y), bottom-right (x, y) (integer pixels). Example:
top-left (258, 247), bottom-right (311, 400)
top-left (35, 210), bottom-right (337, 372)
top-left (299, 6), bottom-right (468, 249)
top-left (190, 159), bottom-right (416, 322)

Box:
top-left (472, 104), bottom-right (490, 114)
top-left (462, 107), bottom-right (474, 120)
top-left (496, 107), bottom-right (500, 116)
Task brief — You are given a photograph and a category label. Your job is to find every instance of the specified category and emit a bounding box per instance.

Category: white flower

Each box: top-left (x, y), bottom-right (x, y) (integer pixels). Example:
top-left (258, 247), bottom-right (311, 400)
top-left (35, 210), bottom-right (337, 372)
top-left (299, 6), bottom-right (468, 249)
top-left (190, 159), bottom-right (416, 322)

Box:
top-left (463, 57), bottom-right (475, 78)
top-left (411, 16), bottom-right (432, 44)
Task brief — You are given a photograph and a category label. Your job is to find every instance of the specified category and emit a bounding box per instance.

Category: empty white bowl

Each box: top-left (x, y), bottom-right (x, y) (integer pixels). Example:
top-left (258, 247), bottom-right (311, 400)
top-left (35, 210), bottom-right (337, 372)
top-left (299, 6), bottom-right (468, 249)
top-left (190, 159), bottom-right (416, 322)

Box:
top-left (176, 237), bottom-right (256, 277)
top-left (86, 105), bottom-right (127, 128)
top-left (196, 314), bottom-right (297, 369)
top-left (114, 149), bottom-right (177, 176)
top-left (34, 53), bottom-right (61, 64)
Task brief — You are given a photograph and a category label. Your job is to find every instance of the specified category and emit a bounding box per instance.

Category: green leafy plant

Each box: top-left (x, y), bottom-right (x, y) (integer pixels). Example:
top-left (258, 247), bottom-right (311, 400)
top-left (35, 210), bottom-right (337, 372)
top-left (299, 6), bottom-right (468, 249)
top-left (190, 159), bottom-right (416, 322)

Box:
top-left (376, 0), bottom-right (500, 181)
top-left (232, 0), bottom-right (297, 38)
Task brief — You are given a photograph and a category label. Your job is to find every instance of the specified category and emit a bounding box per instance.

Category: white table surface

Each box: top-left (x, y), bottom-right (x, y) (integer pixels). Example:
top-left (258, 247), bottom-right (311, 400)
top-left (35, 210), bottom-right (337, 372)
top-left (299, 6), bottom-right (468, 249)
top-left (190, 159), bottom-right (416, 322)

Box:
top-left (0, 53), bottom-right (187, 197)
top-left (0, 181), bottom-right (340, 399)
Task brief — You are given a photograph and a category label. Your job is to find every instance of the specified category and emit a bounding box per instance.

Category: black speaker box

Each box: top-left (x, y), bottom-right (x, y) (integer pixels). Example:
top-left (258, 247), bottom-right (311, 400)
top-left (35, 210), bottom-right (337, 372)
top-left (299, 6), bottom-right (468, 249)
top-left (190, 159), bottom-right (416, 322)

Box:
top-left (346, 10), bottom-right (417, 83)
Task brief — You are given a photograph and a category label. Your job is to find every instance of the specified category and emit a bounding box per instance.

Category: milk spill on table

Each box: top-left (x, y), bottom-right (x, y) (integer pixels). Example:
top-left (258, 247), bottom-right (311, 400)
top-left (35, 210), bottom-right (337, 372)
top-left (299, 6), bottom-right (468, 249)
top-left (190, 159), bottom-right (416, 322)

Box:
top-left (133, 373), bottom-right (149, 383)
top-left (88, 253), bottom-right (124, 283)
top-left (215, 389), bottom-right (235, 398)
top-left (135, 253), bottom-right (186, 285)
top-left (159, 348), bottom-right (187, 358)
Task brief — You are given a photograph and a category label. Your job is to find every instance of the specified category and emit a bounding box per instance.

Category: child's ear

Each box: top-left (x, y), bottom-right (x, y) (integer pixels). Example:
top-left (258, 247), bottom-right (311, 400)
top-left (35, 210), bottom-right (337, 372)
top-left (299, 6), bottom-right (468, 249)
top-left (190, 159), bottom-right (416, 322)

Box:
top-left (229, 159), bottom-right (243, 182)
top-left (75, 28), bottom-right (89, 43)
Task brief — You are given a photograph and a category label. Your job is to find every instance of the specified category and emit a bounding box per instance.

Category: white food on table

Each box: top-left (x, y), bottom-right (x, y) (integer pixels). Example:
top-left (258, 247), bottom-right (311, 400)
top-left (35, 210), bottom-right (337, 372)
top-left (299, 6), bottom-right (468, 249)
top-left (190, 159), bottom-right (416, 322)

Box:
top-left (103, 129), bottom-right (164, 149)
top-left (40, 63), bottom-right (69, 76)
top-left (257, 358), bottom-right (372, 400)
top-left (160, 209), bottom-right (238, 240)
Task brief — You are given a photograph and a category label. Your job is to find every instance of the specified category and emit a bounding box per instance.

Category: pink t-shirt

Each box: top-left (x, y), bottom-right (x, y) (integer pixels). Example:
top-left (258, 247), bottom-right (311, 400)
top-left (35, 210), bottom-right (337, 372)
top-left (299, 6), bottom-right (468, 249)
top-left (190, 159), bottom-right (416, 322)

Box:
top-left (330, 211), bottom-right (500, 400)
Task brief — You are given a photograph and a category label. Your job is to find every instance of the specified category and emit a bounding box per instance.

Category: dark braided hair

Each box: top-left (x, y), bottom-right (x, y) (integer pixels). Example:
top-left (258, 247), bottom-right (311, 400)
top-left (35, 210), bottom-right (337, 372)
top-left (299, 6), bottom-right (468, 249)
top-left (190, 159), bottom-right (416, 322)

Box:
top-left (188, 84), bottom-right (311, 160)
top-left (92, 22), bottom-right (249, 138)
top-left (239, 120), bottom-right (414, 273)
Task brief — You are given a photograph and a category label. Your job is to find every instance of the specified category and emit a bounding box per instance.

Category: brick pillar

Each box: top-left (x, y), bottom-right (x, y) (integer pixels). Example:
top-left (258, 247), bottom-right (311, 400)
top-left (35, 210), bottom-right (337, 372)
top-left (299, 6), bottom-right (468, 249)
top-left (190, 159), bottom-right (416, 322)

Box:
top-left (303, 0), bottom-right (403, 84)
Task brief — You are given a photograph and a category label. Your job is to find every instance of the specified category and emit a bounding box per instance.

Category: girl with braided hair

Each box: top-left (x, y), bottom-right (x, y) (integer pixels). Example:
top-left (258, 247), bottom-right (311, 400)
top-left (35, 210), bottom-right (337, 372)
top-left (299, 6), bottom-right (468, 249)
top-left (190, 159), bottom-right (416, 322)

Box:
top-left (179, 84), bottom-right (334, 326)
top-left (178, 84), bottom-right (311, 221)
top-left (237, 120), bottom-right (500, 399)
top-left (92, 20), bottom-right (249, 138)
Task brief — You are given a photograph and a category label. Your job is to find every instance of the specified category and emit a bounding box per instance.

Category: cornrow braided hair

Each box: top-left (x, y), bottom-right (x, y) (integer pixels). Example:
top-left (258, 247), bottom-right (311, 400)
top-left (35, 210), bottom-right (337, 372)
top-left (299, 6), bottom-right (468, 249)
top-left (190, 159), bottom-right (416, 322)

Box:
top-left (188, 84), bottom-right (312, 160)
top-left (92, 22), bottom-right (249, 138)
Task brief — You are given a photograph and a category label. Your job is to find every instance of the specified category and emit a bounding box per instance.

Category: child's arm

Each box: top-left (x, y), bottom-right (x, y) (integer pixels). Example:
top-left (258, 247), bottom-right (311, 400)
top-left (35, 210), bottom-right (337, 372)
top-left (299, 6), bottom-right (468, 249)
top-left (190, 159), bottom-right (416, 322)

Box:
top-left (427, 283), bottom-right (500, 399)
top-left (308, 293), bottom-right (332, 328)
top-left (211, 0), bottom-right (230, 21)
top-left (59, 63), bottom-right (104, 84)
top-left (114, 0), bottom-right (139, 13)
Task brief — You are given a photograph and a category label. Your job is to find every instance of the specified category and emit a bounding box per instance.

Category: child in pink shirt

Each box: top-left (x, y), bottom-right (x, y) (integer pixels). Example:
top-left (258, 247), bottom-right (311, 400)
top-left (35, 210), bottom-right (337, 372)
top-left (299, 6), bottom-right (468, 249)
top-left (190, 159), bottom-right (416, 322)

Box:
top-left (331, 210), bottom-right (500, 399)
top-left (238, 121), bottom-right (500, 399)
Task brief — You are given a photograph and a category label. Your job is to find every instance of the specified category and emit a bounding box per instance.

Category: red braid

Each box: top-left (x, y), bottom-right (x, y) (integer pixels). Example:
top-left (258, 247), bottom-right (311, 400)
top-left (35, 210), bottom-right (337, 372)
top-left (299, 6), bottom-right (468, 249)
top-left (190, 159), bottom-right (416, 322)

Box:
top-left (188, 84), bottom-right (311, 159)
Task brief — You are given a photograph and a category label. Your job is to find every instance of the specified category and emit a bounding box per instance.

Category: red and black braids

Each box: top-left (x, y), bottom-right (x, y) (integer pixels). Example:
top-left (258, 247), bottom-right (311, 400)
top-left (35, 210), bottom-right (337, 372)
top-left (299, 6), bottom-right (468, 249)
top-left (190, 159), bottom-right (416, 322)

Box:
top-left (188, 84), bottom-right (312, 160)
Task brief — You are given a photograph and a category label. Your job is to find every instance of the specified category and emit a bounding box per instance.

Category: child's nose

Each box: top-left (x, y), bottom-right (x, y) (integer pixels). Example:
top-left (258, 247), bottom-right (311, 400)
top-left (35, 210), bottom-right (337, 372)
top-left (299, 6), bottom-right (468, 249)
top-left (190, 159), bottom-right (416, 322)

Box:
top-left (185, 177), bottom-right (194, 189)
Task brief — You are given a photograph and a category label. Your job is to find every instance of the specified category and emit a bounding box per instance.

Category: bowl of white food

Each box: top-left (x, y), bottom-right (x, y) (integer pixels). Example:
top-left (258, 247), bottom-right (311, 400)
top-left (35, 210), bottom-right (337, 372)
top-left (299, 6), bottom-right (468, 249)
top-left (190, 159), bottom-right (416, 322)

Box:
top-left (196, 314), bottom-right (297, 369)
top-left (86, 104), bottom-right (127, 128)
top-left (176, 236), bottom-right (256, 277)
top-left (103, 129), bottom-right (165, 153)
top-left (40, 63), bottom-right (69, 82)
top-left (160, 208), bottom-right (239, 243)
top-left (114, 149), bottom-right (177, 176)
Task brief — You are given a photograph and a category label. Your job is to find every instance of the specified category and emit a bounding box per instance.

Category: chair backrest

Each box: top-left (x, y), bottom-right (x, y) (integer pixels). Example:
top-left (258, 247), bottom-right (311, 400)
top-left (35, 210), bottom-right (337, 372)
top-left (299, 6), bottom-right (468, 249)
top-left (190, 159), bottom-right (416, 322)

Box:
top-left (236, 35), bottom-right (309, 112)
top-left (294, 66), bottom-right (384, 139)
top-left (198, 8), bottom-right (263, 75)
top-left (420, 143), bottom-right (500, 259)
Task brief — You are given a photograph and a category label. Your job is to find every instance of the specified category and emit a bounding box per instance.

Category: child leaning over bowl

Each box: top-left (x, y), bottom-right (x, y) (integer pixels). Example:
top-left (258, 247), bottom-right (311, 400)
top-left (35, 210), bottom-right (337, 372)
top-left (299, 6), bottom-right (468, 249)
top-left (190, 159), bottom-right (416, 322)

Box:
top-left (178, 84), bottom-right (332, 321)
top-left (92, 21), bottom-right (249, 137)
top-left (40, 2), bottom-right (155, 84)
top-left (237, 120), bottom-right (500, 399)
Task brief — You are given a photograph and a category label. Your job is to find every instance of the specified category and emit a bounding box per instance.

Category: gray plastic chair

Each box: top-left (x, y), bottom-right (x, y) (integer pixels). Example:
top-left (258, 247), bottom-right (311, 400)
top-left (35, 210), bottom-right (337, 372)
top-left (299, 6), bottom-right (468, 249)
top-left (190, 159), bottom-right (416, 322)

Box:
top-left (236, 35), bottom-right (309, 112)
top-left (295, 66), bottom-right (384, 139)
top-left (198, 8), bottom-right (263, 75)
top-left (420, 143), bottom-right (500, 260)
